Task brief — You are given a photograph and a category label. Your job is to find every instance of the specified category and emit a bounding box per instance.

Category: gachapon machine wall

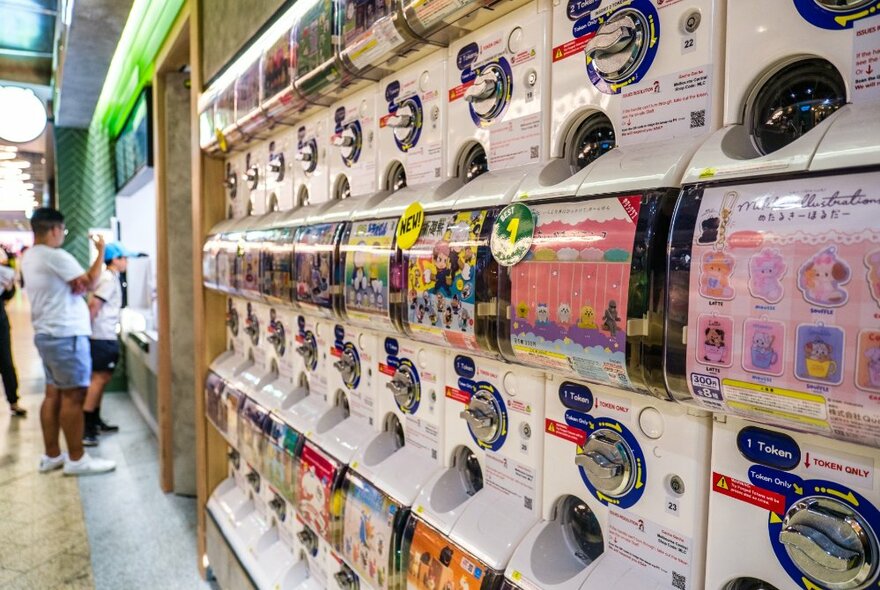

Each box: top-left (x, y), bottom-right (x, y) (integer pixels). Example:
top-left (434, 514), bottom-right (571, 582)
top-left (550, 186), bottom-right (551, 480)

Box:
top-left (377, 50), bottom-right (447, 192)
top-left (338, 469), bottom-right (411, 590)
top-left (665, 101), bottom-right (880, 590)
top-left (328, 85), bottom-right (380, 201)
top-left (261, 8), bottom-right (320, 127)
top-left (409, 351), bottom-right (546, 580)
top-left (338, 0), bottom-right (420, 82)
top-left (401, 0), bottom-right (531, 46)
top-left (445, 1), bottom-right (550, 182)
top-left (293, 109), bottom-right (333, 208)
top-left (256, 130), bottom-right (295, 213)
top-left (548, 0), bottom-right (724, 170)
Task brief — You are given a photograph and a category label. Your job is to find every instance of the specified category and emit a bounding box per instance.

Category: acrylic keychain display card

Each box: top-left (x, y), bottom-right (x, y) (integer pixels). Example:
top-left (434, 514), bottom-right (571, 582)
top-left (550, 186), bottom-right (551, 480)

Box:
top-left (295, 223), bottom-right (342, 312)
top-left (682, 170), bottom-right (880, 445)
top-left (509, 197), bottom-right (639, 388)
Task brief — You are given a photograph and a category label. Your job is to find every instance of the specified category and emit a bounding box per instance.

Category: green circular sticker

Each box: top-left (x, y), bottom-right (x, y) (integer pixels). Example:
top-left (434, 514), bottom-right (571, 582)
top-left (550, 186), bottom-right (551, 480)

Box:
top-left (491, 203), bottom-right (535, 266)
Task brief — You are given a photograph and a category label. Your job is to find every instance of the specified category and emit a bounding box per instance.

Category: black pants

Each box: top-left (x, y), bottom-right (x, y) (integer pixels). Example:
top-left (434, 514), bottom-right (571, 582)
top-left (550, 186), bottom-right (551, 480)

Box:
top-left (0, 304), bottom-right (19, 405)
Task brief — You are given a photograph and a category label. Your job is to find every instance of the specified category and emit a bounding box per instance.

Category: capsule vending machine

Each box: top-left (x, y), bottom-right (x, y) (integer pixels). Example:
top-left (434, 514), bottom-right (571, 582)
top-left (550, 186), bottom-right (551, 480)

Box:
top-left (328, 83), bottom-right (380, 202)
top-left (492, 137), bottom-right (715, 590)
top-left (665, 101), bottom-right (880, 590)
top-left (377, 49), bottom-right (447, 192)
top-left (548, 0), bottom-right (724, 172)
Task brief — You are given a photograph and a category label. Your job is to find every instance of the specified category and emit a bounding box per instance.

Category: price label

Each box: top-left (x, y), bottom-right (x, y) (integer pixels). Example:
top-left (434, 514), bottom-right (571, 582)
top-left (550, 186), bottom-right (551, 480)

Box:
top-left (490, 203), bottom-right (534, 266)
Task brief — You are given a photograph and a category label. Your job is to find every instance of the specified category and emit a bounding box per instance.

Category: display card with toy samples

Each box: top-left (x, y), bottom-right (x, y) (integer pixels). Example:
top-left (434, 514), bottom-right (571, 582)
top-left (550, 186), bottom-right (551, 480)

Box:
top-left (683, 171), bottom-right (880, 446)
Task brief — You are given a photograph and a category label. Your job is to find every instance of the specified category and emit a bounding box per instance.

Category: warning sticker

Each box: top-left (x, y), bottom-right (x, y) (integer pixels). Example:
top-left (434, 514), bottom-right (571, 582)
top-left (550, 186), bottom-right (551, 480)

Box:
top-left (712, 472), bottom-right (786, 515)
top-left (802, 446), bottom-right (875, 490)
top-left (853, 18), bottom-right (880, 104)
top-left (552, 34), bottom-right (595, 62)
top-left (545, 418), bottom-right (587, 446)
top-left (445, 385), bottom-right (471, 404)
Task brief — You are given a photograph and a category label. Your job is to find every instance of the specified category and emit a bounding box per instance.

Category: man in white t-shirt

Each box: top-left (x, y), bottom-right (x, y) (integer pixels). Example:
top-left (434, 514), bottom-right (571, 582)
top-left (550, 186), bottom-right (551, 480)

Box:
top-left (21, 208), bottom-right (116, 476)
top-left (83, 242), bottom-right (134, 446)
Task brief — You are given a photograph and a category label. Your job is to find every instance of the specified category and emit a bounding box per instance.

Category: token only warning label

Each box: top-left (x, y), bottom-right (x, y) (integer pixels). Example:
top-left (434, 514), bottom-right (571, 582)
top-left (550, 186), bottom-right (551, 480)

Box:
top-left (712, 472), bottom-right (786, 515)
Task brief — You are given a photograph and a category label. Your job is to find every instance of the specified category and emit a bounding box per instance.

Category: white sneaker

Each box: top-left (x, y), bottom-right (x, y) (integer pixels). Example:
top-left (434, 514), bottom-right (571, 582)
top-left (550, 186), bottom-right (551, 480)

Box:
top-left (63, 453), bottom-right (116, 476)
top-left (38, 453), bottom-right (67, 473)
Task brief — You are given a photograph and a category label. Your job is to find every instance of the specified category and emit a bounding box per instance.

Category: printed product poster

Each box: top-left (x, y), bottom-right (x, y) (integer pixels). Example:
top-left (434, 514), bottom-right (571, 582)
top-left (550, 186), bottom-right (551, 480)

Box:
top-left (216, 244), bottom-right (236, 292)
top-left (262, 29), bottom-right (292, 100)
top-left (239, 244), bottom-right (261, 298)
top-left (261, 230), bottom-right (294, 302)
top-left (236, 62), bottom-right (261, 118)
top-left (295, 223), bottom-right (340, 312)
top-left (225, 387), bottom-right (243, 446)
top-left (343, 219), bottom-right (396, 329)
top-left (342, 472), bottom-right (400, 590)
top-left (618, 67), bottom-right (713, 146)
top-left (341, 0), bottom-right (403, 71)
top-left (405, 211), bottom-right (490, 350)
top-left (205, 372), bottom-right (225, 434)
top-left (297, 441), bottom-right (339, 541)
top-left (853, 18), bottom-right (880, 104)
top-left (510, 197), bottom-right (639, 388)
top-left (295, 0), bottom-right (339, 95)
top-left (685, 171), bottom-right (880, 446)
top-left (214, 85), bottom-right (234, 132)
top-left (405, 520), bottom-right (490, 590)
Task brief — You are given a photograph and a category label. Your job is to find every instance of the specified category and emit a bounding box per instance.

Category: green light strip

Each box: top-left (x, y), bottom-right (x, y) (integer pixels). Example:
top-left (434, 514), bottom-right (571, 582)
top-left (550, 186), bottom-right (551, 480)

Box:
top-left (91, 0), bottom-right (185, 137)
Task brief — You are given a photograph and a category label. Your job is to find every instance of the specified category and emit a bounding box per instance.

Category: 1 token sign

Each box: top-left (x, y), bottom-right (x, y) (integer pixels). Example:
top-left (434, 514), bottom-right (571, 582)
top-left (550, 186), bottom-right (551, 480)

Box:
top-left (491, 203), bottom-right (535, 266)
top-left (396, 202), bottom-right (424, 250)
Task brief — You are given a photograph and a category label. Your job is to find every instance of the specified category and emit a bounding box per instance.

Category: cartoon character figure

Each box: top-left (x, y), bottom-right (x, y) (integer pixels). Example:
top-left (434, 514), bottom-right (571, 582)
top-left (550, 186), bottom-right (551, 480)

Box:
top-left (703, 326), bottom-right (726, 363)
top-left (351, 247), bottom-right (370, 305)
top-left (798, 246), bottom-right (850, 307)
top-left (536, 303), bottom-right (550, 325)
top-left (245, 262), bottom-right (256, 286)
top-left (310, 255), bottom-right (328, 297)
top-left (461, 282), bottom-right (472, 300)
top-left (427, 241), bottom-right (453, 296)
top-left (435, 293), bottom-right (445, 316)
top-left (359, 510), bottom-right (374, 547)
top-left (450, 294), bottom-right (461, 315)
top-left (416, 304), bottom-right (426, 323)
top-left (698, 214), bottom-right (720, 244)
top-left (577, 306), bottom-right (597, 329)
top-left (803, 339), bottom-right (838, 380)
top-left (866, 347), bottom-right (880, 387)
top-left (699, 251), bottom-right (735, 300)
top-left (750, 332), bottom-right (778, 370)
top-left (515, 302), bottom-right (529, 319)
top-left (748, 248), bottom-right (786, 304)
top-left (299, 464), bottom-right (327, 534)
top-left (459, 248), bottom-right (475, 281)
top-left (602, 301), bottom-right (621, 336)
top-left (557, 303), bottom-right (572, 325)
top-left (865, 250), bottom-right (880, 305)
top-left (459, 308), bottom-right (470, 331)
top-left (444, 306), bottom-right (453, 328)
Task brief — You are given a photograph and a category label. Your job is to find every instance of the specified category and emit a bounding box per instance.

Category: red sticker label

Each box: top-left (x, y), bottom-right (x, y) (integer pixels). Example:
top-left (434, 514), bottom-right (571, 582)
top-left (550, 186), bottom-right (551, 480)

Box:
top-left (545, 418), bottom-right (587, 446)
top-left (448, 80), bottom-right (475, 102)
top-left (330, 346), bottom-right (342, 358)
top-left (712, 472), bottom-right (786, 515)
top-left (379, 113), bottom-right (393, 128)
top-left (445, 386), bottom-right (471, 404)
top-left (378, 362), bottom-right (396, 376)
top-left (552, 34), bottom-right (594, 63)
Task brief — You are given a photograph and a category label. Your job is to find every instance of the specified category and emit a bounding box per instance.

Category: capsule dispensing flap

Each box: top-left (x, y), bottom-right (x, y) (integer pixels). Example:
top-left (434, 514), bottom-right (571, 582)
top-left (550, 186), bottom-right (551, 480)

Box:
top-left (404, 517), bottom-right (502, 590)
top-left (293, 222), bottom-right (346, 317)
top-left (260, 226), bottom-right (296, 305)
top-left (403, 208), bottom-right (498, 354)
top-left (341, 217), bottom-right (399, 332)
top-left (503, 191), bottom-right (674, 397)
top-left (297, 440), bottom-right (345, 545)
top-left (340, 470), bottom-right (408, 590)
top-left (666, 170), bottom-right (880, 447)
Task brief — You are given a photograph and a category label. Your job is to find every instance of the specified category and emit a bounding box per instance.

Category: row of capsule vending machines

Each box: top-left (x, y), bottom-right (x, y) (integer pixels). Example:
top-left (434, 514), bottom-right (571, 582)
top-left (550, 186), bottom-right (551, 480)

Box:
top-left (198, 0), bottom-right (880, 589)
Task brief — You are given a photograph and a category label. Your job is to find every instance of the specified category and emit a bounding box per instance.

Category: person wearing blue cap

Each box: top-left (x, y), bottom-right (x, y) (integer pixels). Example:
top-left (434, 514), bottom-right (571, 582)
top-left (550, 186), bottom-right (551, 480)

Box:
top-left (83, 241), bottom-right (135, 446)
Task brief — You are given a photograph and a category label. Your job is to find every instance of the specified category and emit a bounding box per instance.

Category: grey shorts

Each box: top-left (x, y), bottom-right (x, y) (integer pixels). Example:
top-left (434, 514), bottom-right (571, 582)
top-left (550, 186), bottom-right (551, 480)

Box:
top-left (33, 334), bottom-right (92, 389)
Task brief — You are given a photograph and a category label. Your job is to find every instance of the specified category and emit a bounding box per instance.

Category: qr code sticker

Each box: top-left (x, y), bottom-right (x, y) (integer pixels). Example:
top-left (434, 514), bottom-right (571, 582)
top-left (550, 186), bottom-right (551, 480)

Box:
top-left (530, 146), bottom-right (539, 160)
top-left (690, 109), bottom-right (706, 129)
top-left (431, 449), bottom-right (437, 460)
top-left (672, 571), bottom-right (686, 590)
top-left (524, 496), bottom-right (533, 510)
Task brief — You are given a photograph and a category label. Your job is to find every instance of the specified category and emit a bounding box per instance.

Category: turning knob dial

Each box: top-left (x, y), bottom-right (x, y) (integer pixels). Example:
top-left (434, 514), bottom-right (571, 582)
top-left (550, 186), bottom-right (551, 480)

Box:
top-left (460, 390), bottom-right (501, 444)
top-left (245, 165), bottom-right (259, 190)
top-left (297, 527), bottom-right (319, 555)
top-left (333, 348), bottom-right (359, 386)
top-left (387, 367), bottom-right (417, 410)
top-left (575, 429), bottom-right (635, 497)
top-left (584, 9), bottom-right (649, 83)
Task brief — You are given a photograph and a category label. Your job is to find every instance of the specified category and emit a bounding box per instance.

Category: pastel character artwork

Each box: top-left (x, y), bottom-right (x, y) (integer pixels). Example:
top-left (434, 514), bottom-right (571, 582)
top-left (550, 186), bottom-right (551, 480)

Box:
top-left (515, 302), bottom-right (530, 320)
top-left (557, 303), bottom-right (572, 325)
top-left (803, 338), bottom-right (838, 381)
top-left (577, 305), bottom-right (597, 329)
top-left (865, 249), bottom-right (880, 306)
top-left (428, 241), bottom-right (453, 297)
top-left (699, 251), bottom-right (736, 300)
top-left (748, 248), bottom-right (786, 304)
top-left (866, 347), bottom-right (880, 388)
top-left (798, 246), bottom-right (851, 307)
top-left (602, 301), bottom-right (621, 336)
top-left (536, 303), bottom-right (550, 325)
top-left (703, 325), bottom-right (726, 364)
top-left (750, 332), bottom-right (778, 370)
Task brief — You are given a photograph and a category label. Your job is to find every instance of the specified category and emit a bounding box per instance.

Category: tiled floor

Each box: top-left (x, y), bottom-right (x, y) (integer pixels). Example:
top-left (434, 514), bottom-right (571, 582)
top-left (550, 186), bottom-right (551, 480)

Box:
top-left (0, 294), bottom-right (211, 589)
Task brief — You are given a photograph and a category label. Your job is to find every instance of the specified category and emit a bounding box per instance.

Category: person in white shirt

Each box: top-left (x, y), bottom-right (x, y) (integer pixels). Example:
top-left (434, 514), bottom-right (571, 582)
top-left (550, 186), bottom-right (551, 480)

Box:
top-left (83, 243), bottom-right (134, 446)
top-left (21, 208), bottom-right (116, 476)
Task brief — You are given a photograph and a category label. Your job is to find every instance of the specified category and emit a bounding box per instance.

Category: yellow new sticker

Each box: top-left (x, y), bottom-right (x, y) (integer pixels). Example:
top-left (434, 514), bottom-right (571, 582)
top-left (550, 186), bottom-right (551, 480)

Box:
top-left (396, 201), bottom-right (424, 250)
top-left (215, 128), bottom-right (228, 153)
